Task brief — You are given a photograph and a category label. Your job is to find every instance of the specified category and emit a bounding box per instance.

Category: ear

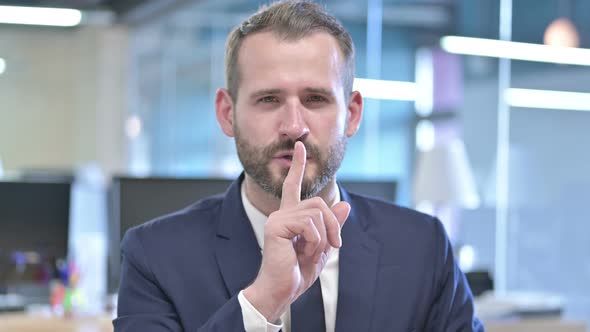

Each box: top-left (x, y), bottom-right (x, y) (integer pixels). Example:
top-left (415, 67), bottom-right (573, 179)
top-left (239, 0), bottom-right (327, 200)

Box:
top-left (345, 90), bottom-right (363, 137)
top-left (215, 88), bottom-right (235, 137)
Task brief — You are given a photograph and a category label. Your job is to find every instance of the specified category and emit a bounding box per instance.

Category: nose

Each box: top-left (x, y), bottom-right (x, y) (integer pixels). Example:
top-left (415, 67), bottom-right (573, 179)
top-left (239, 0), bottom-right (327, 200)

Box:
top-left (278, 100), bottom-right (310, 141)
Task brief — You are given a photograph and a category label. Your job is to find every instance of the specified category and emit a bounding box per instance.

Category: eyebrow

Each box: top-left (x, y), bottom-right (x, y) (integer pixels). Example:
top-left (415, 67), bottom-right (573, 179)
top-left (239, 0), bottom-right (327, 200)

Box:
top-left (250, 89), bottom-right (282, 99)
top-left (248, 87), bottom-right (336, 99)
top-left (303, 87), bottom-right (335, 97)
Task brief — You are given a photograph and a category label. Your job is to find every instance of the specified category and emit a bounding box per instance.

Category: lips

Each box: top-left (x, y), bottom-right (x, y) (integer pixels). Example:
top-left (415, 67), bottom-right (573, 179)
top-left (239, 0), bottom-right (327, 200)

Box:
top-left (273, 151), bottom-right (311, 161)
top-left (271, 151), bottom-right (312, 169)
top-left (274, 151), bottom-right (293, 160)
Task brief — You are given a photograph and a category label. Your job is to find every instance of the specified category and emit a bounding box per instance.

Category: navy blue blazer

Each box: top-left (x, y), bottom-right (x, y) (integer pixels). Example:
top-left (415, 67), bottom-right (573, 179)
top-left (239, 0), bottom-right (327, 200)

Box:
top-left (114, 175), bottom-right (484, 331)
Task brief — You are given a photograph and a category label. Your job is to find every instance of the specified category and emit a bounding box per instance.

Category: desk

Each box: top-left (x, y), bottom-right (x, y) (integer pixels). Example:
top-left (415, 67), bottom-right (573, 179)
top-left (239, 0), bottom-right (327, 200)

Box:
top-left (1, 313), bottom-right (586, 332)
top-left (485, 319), bottom-right (587, 332)
top-left (0, 313), bottom-right (113, 332)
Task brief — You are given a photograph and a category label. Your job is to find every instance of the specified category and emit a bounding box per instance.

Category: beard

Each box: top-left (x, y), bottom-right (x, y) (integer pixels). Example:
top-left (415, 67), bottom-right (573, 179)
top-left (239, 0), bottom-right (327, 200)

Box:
top-left (234, 128), bottom-right (347, 200)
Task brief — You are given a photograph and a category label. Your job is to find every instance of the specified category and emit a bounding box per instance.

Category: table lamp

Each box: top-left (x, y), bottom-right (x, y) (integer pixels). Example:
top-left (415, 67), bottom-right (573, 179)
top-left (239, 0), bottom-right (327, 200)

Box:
top-left (413, 138), bottom-right (480, 242)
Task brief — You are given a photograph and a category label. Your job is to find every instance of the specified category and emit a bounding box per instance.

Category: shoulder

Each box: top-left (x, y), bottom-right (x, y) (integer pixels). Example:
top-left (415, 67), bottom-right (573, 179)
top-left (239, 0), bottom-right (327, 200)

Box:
top-left (346, 191), bottom-right (442, 235)
top-left (345, 192), bottom-right (449, 263)
top-left (121, 194), bottom-right (225, 252)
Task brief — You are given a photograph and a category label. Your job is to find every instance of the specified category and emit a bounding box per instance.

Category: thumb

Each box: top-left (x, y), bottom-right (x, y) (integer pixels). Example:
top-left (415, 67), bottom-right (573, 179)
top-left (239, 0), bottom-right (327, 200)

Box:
top-left (330, 202), bottom-right (350, 248)
top-left (331, 201), bottom-right (350, 229)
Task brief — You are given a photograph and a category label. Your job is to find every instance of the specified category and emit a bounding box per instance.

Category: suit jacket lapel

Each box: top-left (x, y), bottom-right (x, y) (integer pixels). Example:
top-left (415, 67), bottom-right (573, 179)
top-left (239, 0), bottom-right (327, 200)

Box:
top-left (215, 174), bottom-right (262, 297)
top-left (213, 177), bottom-right (383, 330)
top-left (335, 188), bottom-right (381, 332)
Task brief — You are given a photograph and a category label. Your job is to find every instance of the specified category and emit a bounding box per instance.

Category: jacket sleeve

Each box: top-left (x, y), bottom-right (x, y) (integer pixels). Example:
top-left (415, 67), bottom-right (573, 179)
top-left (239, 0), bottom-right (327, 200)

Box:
top-left (424, 218), bottom-right (485, 332)
top-left (113, 228), bottom-right (246, 332)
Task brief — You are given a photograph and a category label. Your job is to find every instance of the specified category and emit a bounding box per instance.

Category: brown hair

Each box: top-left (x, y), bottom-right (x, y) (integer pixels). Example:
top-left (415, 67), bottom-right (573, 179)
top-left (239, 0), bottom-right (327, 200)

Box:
top-left (224, 0), bottom-right (355, 103)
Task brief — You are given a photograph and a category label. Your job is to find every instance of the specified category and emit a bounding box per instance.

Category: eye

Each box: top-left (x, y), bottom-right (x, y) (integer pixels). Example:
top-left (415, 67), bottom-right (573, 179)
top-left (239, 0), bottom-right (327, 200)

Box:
top-left (258, 96), bottom-right (279, 103)
top-left (306, 95), bottom-right (327, 103)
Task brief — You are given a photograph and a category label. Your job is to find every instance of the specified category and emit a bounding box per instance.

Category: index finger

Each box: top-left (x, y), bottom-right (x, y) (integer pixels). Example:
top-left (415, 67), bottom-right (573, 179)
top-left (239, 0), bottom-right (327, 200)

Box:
top-left (280, 141), bottom-right (306, 208)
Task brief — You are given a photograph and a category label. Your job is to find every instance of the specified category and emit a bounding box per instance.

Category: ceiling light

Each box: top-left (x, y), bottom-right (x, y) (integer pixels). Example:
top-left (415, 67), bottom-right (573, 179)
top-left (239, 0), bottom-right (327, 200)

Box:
top-left (0, 5), bottom-right (82, 27)
top-left (353, 78), bottom-right (417, 101)
top-left (544, 17), bottom-right (580, 48)
top-left (440, 36), bottom-right (590, 66)
top-left (505, 88), bottom-right (590, 112)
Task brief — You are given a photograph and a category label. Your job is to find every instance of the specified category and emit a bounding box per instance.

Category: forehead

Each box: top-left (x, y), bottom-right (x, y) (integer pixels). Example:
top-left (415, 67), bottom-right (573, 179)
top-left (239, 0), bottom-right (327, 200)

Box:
top-left (236, 31), bottom-right (345, 92)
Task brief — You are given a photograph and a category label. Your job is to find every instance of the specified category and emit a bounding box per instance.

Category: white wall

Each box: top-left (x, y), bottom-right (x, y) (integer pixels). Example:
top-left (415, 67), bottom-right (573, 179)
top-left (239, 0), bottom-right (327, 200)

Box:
top-left (0, 24), bottom-right (128, 176)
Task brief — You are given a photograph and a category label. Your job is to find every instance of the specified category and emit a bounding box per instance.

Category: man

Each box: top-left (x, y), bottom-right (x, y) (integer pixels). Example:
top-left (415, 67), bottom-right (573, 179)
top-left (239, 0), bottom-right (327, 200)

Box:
top-left (114, 1), bottom-right (484, 331)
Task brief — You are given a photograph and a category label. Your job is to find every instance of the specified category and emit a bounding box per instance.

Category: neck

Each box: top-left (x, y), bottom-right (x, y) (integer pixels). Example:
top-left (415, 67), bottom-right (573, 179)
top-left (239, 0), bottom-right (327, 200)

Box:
top-left (243, 174), bottom-right (339, 216)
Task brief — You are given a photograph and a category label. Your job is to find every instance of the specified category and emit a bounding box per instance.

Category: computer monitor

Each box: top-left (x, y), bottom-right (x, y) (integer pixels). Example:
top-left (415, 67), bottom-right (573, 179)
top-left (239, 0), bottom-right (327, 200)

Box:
top-left (0, 181), bottom-right (71, 292)
top-left (108, 176), bottom-right (396, 292)
top-left (109, 177), bottom-right (232, 243)
top-left (107, 176), bottom-right (233, 292)
top-left (338, 179), bottom-right (397, 203)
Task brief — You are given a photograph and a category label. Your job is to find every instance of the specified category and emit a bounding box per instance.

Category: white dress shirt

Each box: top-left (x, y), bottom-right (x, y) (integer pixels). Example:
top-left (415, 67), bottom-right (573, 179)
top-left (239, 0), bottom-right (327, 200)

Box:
top-left (237, 182), bottom-right (341, 332)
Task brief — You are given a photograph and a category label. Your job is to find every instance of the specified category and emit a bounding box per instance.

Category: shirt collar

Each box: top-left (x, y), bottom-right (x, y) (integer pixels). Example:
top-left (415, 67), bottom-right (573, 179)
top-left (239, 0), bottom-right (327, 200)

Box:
top-left (240, 180), bottom-right (341, 249)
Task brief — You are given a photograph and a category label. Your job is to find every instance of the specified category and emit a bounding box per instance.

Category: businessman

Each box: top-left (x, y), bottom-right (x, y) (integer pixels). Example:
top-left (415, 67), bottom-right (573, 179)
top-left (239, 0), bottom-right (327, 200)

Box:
top-left (114, 1), bottom-right (484, 331)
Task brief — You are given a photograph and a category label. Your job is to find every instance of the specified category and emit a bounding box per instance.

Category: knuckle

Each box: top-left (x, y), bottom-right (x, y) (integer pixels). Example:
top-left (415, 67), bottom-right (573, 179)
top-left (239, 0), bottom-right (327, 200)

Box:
top-left (313, 208), bottom-right (323, 221)
top-left (311, 197), bottom-right (324, 206)
top-left (305, 216), bottom-right (314, 227)
top-left (267, 211), bottom-right (281, 222)
top-left (265, 211), bottom-right (286, 229)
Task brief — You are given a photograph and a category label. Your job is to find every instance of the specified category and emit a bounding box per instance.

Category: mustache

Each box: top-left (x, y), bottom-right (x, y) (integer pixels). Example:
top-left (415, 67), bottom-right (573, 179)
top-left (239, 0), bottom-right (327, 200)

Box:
top-left (263, 139), bottom-right (321, 161)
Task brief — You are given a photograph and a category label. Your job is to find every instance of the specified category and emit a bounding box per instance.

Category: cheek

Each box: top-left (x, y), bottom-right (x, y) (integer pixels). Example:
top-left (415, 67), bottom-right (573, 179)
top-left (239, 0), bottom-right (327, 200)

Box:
top-left (310, 113), bottom-right (346, 141)
top-left (235, 112), bottom-right (277, 141)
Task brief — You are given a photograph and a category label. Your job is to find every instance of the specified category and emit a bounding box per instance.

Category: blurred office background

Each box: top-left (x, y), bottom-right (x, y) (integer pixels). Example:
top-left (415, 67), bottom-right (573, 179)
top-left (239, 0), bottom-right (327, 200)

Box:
top-left (0, 0), bottom-right (589, 330)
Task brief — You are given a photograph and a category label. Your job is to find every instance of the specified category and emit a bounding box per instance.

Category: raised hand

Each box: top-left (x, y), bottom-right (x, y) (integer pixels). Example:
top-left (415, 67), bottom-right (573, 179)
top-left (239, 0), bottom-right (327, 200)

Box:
top-left (243, 141), bottom-right (350, 322)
